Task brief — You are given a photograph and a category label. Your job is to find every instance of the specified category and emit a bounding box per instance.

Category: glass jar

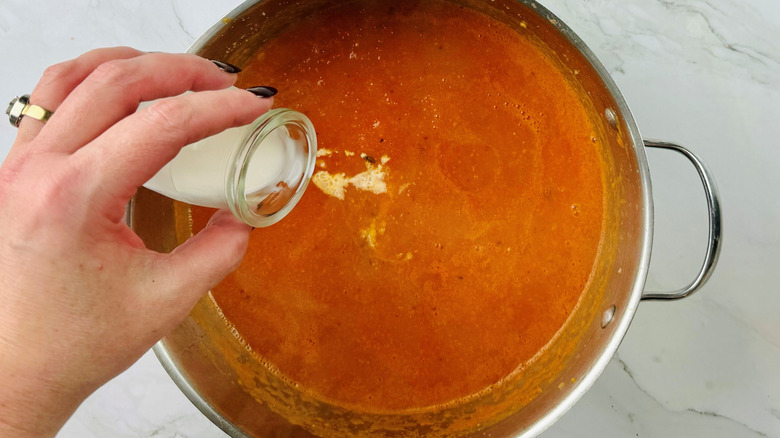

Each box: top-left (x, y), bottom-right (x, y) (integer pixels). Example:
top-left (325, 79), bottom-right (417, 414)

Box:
top-left (143, 108), bottom-right (317, 227)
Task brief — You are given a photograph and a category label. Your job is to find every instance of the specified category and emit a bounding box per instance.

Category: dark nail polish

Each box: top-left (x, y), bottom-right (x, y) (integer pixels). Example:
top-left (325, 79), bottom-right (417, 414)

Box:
top-left (211, 60), bottom-right (241, 74)
top-left (247, 86), bottom-right (278, 98)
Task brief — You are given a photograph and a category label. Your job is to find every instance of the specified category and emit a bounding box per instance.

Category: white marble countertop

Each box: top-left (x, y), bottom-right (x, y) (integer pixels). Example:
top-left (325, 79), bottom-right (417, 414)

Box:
top-left (1, 1), bottom-right (778, 437)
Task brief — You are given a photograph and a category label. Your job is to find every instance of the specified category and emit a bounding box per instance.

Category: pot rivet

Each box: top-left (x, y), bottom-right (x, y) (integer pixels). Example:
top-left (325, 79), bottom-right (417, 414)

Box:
top-left (605, 108), bottom-right (618, 129)
top-left (601, 305), bottom-right (616, 328)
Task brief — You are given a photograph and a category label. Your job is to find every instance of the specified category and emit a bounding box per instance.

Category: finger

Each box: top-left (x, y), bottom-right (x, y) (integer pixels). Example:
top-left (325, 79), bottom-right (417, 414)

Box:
top-left (74, 87), bottom-right (274, 220)
top-left (156, 210), bottom-right (251, 310)
top-left (34, 52), bottom-right (240, 154)
top-left (16, 47), bottom-right (145, 143)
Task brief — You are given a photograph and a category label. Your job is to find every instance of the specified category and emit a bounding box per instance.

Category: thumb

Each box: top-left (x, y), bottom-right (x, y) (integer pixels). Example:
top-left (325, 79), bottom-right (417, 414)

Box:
top-left (165, 210), bottom-right (251, 305)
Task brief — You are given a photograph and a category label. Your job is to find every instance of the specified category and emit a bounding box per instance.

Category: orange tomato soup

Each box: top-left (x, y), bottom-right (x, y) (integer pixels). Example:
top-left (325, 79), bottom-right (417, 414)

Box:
top-left (191, 0), bottom-right (604, 412)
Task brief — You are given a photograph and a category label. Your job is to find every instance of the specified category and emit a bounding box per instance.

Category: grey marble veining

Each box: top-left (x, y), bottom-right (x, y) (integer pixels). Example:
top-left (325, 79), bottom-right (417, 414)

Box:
top-left (546, 0), bottom-right (780, 86)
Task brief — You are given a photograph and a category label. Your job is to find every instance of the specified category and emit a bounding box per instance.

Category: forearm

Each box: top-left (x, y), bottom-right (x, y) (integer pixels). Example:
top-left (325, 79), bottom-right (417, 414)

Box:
top-left (0, 372), bottom-right (83, 438)
top-left (0, 314), bottom-right (85, 438)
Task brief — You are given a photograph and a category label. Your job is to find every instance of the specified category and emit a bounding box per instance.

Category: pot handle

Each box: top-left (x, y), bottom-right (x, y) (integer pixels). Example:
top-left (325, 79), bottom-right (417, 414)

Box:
top-left (641, 140), bottom-right (722, 301)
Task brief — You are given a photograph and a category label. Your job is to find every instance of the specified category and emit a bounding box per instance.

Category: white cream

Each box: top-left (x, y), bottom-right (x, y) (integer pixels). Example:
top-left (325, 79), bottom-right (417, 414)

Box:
top-left (143, 103), bottom-right (305, 212)
top-left (311, 158), bottom-right (389, 200)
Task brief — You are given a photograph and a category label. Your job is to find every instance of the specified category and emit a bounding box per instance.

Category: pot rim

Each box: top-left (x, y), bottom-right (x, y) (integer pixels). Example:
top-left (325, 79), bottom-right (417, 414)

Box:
top-left (152, 1), bottom-right (654, 436)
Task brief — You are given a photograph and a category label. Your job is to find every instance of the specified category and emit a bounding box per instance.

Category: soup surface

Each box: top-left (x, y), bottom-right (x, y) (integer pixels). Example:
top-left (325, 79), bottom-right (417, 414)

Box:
top-left (191, 0), bottom-right (604, 412)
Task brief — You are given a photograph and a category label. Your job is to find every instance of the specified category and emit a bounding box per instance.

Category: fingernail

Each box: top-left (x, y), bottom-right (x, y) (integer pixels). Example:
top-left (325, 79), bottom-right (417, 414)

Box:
top-left (211, 60), bottom-right (241, 74)
top-left (247, 86), bottom-right (278, 98)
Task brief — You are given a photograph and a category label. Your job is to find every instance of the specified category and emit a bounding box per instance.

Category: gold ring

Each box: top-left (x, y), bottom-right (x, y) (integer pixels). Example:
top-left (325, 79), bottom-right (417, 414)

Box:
top-left (6, 94), bottom-right (54, 127)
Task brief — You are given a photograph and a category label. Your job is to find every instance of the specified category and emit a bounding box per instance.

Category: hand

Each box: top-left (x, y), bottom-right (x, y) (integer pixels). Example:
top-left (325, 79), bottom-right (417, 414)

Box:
top-left (0, 47), bottom-right (273, 437)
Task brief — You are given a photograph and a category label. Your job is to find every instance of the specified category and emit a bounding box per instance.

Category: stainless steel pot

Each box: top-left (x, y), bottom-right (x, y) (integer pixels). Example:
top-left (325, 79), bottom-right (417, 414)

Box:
top-left (129, 0), bottom-right (722, 436)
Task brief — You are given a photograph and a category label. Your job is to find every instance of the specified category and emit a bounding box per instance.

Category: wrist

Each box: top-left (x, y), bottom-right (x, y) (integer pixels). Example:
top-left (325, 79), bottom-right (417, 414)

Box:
top-left (0, 366), bottom-right (85, 437)
top-left (0, 332), bottom-right (86, 438)
top-left (0, 372), bottom-right (83, 438)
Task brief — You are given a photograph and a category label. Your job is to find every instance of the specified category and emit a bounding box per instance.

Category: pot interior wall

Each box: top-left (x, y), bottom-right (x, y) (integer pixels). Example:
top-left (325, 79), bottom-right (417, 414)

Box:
top-left (132, 0), bottom-right (646, 436)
